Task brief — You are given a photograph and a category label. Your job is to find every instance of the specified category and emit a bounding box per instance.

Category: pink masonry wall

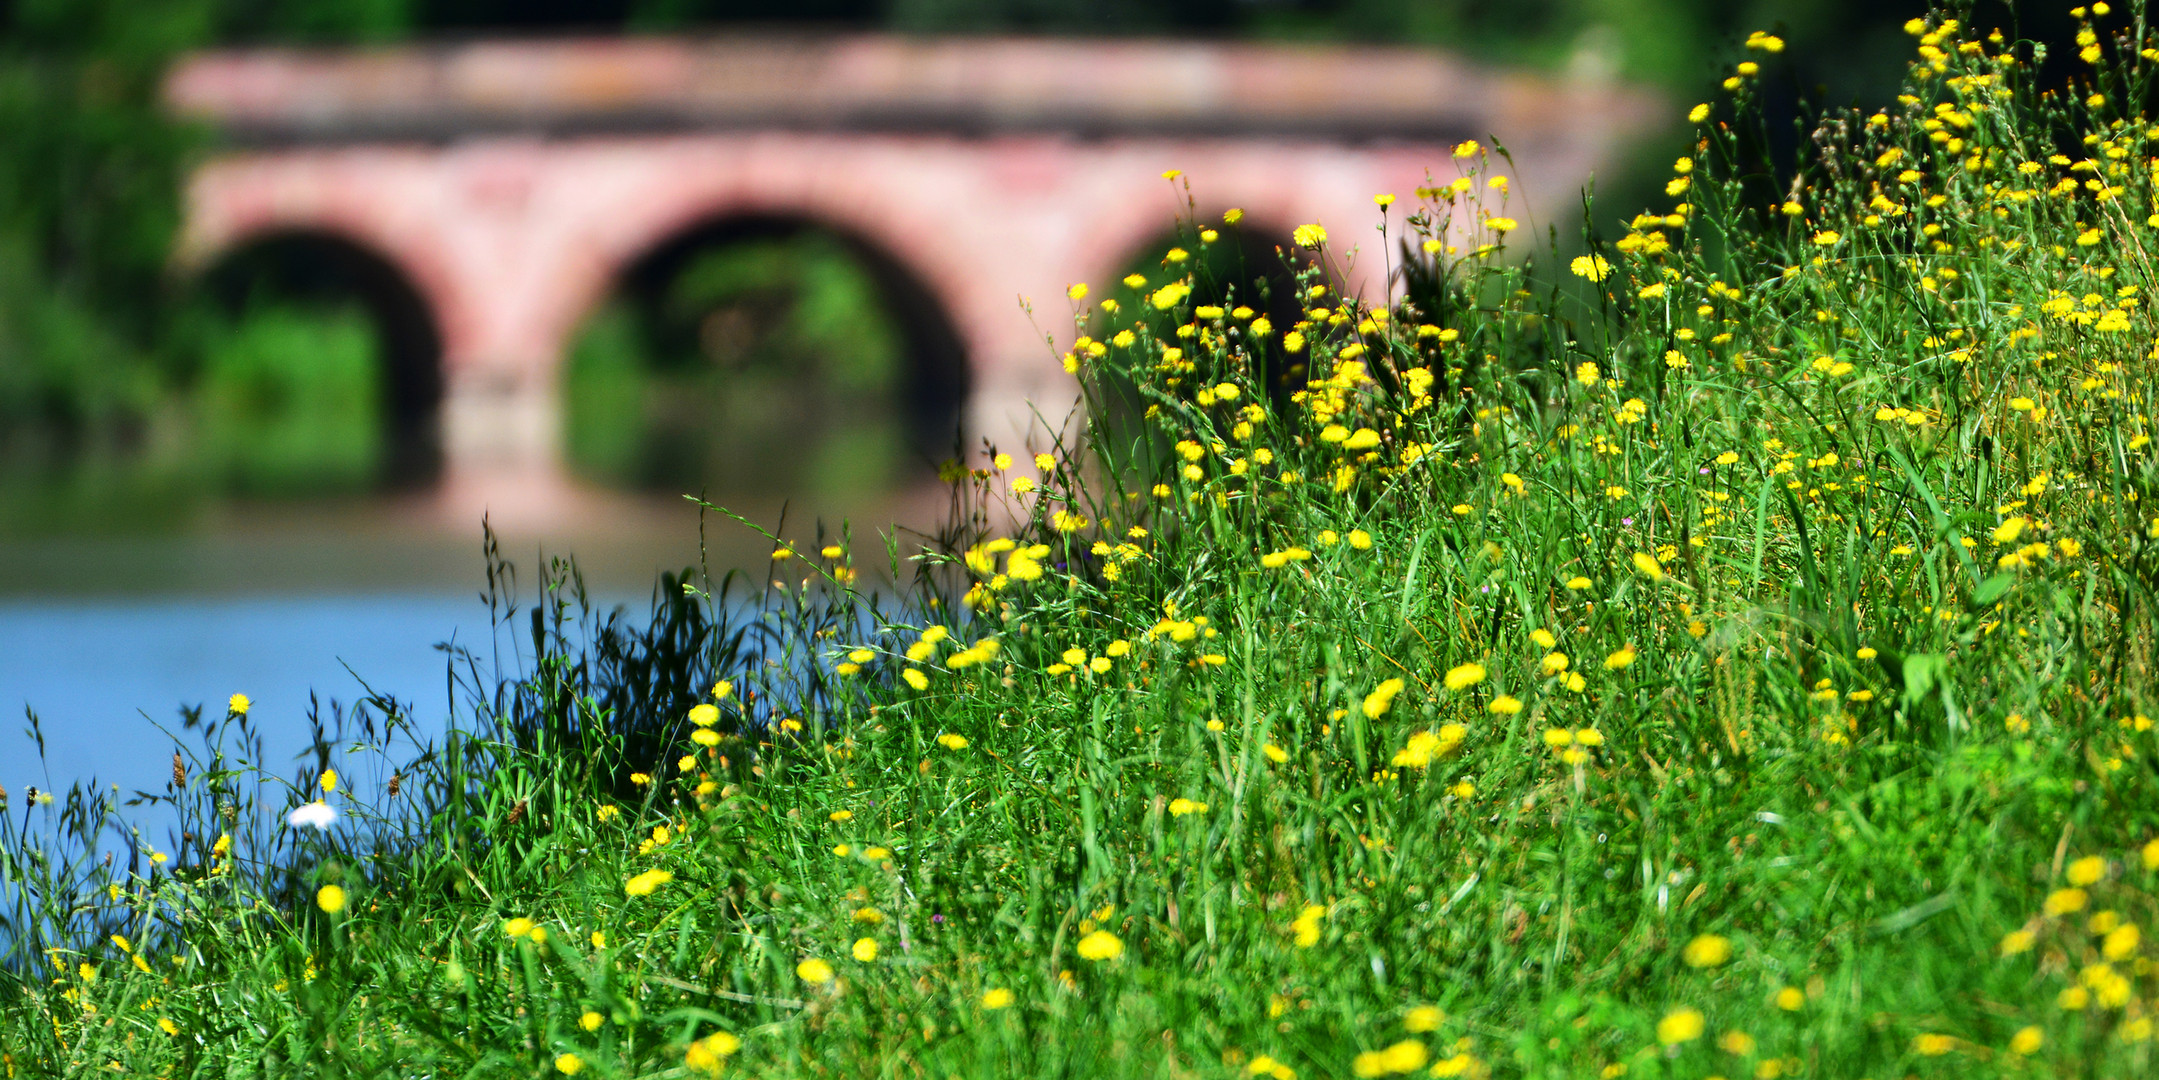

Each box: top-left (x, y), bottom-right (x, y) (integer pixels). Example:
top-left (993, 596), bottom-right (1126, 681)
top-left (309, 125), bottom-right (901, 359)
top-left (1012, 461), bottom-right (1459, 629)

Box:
top-left (168, 37), bottom-right (1661, 521)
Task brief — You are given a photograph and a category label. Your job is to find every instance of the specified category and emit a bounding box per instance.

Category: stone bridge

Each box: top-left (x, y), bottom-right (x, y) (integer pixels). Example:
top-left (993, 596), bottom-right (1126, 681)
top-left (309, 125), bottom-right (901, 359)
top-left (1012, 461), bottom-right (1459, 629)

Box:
top-left (167, 34), bottom-right (1658, 520)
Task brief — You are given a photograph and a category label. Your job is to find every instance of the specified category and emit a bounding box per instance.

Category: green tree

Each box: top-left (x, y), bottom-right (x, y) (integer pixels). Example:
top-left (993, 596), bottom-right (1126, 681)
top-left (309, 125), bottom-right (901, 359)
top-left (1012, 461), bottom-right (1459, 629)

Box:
top-left (0, 1), bottom-right (212, 462)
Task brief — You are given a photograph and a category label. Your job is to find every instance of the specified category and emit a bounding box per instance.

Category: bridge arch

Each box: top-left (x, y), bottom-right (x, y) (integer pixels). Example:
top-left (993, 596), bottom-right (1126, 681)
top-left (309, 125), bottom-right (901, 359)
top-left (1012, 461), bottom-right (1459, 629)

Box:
top-left (621, 213), bottom-right (971, 455)
top-left (193, 228), bottom-right (446, 487)
top-left (563, 211), bottom-right (971, 494)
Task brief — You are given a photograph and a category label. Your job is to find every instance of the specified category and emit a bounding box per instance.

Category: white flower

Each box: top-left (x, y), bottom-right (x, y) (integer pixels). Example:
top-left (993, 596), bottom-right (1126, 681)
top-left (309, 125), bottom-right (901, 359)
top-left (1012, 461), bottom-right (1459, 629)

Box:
top-left (287, 801), bottom-right (338, 830)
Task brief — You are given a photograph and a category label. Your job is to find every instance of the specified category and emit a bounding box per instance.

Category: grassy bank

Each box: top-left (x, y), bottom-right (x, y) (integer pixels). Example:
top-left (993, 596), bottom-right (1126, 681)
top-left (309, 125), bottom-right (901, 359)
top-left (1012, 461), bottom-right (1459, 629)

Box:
top-left (8, 4), bottom-right (2159, 1076)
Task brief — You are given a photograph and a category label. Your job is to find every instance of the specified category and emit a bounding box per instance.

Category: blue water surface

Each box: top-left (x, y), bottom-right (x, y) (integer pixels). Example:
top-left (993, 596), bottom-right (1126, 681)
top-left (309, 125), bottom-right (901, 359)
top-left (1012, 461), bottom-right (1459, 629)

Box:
top-left (0, 594), bottom-right (505, 805)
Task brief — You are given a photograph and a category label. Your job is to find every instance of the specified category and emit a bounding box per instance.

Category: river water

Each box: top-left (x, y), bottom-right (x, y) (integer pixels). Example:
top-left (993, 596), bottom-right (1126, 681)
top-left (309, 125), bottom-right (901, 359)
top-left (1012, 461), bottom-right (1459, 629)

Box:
top-left (0, 592), bottom-right (495, 804)
top-left (0, 481), bottom-right (945, 810)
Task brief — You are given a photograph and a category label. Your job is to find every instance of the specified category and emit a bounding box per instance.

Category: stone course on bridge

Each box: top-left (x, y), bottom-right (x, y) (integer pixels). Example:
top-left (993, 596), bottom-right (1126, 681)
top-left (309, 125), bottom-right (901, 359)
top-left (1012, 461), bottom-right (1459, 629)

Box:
top-left (167, 34), bottom-right (1658, 522)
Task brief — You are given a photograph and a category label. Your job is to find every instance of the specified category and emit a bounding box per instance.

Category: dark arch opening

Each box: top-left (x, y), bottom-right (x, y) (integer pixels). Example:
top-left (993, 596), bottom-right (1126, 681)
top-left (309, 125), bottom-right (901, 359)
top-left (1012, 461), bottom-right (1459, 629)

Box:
top-left (196, 231), bottom-right (444, 490)
top-left (565, 215), bottom-right (970, 497)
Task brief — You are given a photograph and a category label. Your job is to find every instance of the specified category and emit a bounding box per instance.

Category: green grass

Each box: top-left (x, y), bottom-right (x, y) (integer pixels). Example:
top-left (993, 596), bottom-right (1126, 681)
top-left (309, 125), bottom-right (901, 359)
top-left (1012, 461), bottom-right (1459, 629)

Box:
top-left (8, 5), bottom-right (2159, 1076)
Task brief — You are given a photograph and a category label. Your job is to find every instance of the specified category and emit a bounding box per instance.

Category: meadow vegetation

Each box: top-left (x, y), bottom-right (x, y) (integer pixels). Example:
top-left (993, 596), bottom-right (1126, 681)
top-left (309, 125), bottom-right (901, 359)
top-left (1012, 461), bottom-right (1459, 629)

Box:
top-left (9, 4), bottom-right (2159, 1076)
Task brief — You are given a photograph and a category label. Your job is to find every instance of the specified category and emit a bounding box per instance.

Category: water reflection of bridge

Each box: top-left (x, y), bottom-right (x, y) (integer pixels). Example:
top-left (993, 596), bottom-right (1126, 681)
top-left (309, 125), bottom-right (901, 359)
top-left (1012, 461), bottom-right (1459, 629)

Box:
top-left (167, 35), bottom-right (1657, 524)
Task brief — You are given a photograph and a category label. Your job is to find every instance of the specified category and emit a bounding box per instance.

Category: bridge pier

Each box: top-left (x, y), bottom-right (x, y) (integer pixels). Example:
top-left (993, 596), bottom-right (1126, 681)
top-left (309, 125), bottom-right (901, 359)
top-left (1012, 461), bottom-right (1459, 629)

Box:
top-left (434, 362), bottom-right (582, 528)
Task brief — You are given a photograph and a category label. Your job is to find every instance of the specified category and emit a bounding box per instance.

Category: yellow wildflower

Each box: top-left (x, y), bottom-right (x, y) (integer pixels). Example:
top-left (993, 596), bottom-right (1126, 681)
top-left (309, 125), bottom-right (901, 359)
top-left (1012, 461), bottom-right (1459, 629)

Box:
top-left (1570, 255), bottom-right (1612, 281)
top-left (1076, 929), bottom-right (1124, 961)
top-left (2067, 855), bottom-right (2105, 886)
top-left (1292, 904), bottom-right (1327, 947)
top-left (624, 869), bottom-right (674, 897)
top-left (1442, 663), bottom-right (1486, 691)
top-left (1657, 1007), bottom-right (1705, 1045)
top-left (1362, 678), bottom-right (1406, 718)
top-left (684, 1031), bottom-right (741, 1075)
top-left (1682, 934), bottom-right (1732, 967)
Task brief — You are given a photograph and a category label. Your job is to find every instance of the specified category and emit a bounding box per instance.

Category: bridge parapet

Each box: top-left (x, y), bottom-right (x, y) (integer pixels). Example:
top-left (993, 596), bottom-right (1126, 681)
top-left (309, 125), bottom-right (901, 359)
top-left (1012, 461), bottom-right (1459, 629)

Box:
top-left (166, 36), bottom-right (1662, 527)
top-left (169, 34), bottom-right (1642, 145)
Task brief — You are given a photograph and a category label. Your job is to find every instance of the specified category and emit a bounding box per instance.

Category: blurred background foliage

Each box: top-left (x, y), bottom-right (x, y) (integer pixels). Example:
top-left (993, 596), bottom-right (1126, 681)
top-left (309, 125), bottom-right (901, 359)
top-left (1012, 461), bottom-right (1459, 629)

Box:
top-left (0, 0), bottom-right (2067, 516)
